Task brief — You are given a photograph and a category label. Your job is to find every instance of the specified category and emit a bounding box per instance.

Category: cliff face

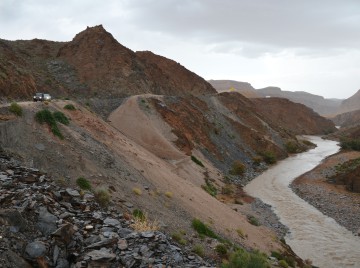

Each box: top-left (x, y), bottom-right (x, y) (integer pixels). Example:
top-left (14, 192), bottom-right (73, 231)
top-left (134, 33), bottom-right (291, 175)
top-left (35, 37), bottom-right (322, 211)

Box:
top-left (338, 89), bottom-right (360, 114)
top-left (257, 87), bottom-right (342, 116)
top-left (331, 109), bottom-right (360, 127)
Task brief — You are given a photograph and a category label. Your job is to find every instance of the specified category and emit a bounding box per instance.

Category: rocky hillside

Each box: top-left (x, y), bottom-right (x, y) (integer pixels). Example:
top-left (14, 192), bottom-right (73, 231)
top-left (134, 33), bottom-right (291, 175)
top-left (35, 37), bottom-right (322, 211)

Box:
top-left (338, 89), bottom-right (360, 114)
top-left (208, 80), bottom-right (261, 98)
top-left (331, 109), bottom-right (360, 127)
top-left (0, 25), bottom-right (215, 105)
top-left (256, 86), bottom-right (342, 116)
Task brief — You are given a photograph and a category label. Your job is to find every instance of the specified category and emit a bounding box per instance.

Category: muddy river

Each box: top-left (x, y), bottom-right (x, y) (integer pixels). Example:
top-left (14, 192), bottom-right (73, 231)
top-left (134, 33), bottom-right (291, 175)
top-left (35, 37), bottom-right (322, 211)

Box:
top-left (245, 136), bottom-right (360, 267)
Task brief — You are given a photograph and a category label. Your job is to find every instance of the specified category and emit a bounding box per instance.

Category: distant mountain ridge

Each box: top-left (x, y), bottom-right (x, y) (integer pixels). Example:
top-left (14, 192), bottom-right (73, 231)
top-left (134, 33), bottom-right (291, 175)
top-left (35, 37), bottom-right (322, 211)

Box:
top-left (338, 89), bottom-right (360, 114)
top-left (209, 80), bottom-right (343, 116)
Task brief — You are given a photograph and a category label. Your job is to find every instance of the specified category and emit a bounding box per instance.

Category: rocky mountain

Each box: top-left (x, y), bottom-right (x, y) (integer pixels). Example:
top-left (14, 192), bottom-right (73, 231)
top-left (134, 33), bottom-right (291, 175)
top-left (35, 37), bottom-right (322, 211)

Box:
top-left (0, 25), bottom-right (215, 104)
top-left (331, 109), bottom-right (360, 127)
top-left (208, 80), bottom-right (261, 98)
top-left (0, 26), bottom-right (338, 266)
top-left (257, 86), bottom-right (342, 116)
top-left (338, 89), bottom-right (360, 114)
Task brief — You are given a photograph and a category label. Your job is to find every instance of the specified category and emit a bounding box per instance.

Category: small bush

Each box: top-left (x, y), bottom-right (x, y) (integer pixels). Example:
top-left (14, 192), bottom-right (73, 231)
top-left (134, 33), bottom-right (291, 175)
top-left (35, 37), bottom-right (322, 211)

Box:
top-left (340, 138), bottom-right (360, 151)
top-left (130, 213), bottom-right (159, 232)
top-left (171, 232), bottom-right (187, 245)
top-left (301, 139), bottom-right (315, 147)
top-left (192, 244), bottom-right (205, 257)
top-left (215, 244), bottom-right (228, 258)
top-left (64, 104), bottom-right (76, 110)
top-left (261, 151), bottom-right (277, 164)
top-left (35, 109), bottom-right (63, 139)
top-left (192, 218), bottom-right (218, 239)
top-left (9, 102), bottom-right (23, 116)
top-left (221, 184), bottom-right (234, 195)
top-left (247, 215), bottom-right (260, 226)
top-left (236, 228), bottom-right (246, 239)
top-left (202, 179), bottom-right (217, 197)
top-left (252, 156), bottom-right (262, 166)
top-left (76, 177), bottom-right (91, 190)
top-left (133, 187), bottom-right (142, 195)
top-left (222, 249), bottom-right (269, 268)
top-left (94, 188), bottom-right (111, 207)
top-left (191, 155), bottom-right (205, 167)
top-left (165, 191), bottom-right (173, 198)
top-left (285, 140), bottom-right (299, 154)
top-left (278, 260), bottom-right (289, 268)
top-left (230, 160), bottom-right (246, 175)
top-left (133, 209), bottom-right (146, 221)
top-left (53, 111), bottom-right (70, 125)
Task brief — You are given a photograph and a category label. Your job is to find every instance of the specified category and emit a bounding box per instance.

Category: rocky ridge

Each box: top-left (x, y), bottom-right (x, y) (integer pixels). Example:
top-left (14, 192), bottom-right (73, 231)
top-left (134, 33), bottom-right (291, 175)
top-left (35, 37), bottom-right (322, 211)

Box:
top-left (0, 153), bottom-right (215, 268)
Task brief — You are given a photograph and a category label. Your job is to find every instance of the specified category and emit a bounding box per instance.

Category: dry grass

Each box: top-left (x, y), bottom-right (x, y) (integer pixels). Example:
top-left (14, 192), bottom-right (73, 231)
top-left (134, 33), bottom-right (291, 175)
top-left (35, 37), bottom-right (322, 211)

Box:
top-left (130, 213), bottom-right (160, 232)
top-left (132, 187), bottom-right (142, 195)
top-left (164, 191), bottom-right (173, 198)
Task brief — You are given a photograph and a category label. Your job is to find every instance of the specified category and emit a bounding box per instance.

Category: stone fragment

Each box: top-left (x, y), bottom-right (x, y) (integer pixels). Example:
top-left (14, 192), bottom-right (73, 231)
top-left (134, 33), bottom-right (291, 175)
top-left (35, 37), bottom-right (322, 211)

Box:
top-left (103, 217), bottom-right (121, 226)
top-left (117, 239), bottom-right (128, 250)
top-left (65, 188), bottom-right (80, 197)
top-left (0, 209), bottom-right (28, 232)
top-left (141, 231), bottom-right (155, 238)
top-left (0, 250), bottom-right (32, 268)
top-left (25, 241), bottom-right (47, 258)
top-left (52, 223), bottom-right (76, 244)
top-left (86, 249), bottom-right (116, 261)
top-left (37, 207), bottom-right (58, 236)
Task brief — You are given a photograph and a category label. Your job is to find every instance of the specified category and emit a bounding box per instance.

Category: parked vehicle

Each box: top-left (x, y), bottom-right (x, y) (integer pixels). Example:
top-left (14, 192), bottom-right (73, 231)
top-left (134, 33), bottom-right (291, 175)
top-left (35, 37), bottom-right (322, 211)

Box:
top-left (33, 93), bottom-right (43, 102)
top-left (33, 93), bottom-right (52, 102)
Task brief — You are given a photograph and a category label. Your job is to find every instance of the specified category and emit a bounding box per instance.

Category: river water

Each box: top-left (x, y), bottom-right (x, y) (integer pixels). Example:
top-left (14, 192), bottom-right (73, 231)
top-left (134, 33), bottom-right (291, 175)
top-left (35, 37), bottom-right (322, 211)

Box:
top-left (245, 136), bottom-right (360, 268)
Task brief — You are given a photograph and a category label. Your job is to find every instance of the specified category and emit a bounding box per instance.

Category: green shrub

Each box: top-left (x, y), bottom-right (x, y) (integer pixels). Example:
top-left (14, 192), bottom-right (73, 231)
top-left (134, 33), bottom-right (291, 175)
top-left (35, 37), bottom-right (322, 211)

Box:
top-left (192, 244), bottom-right (205, 257)
top-left (285, 140), bottom-right (299, 153)
top-left (222, 249), bottom-right (269, 268)
top-left (202, 179), bottom-right (217, 197)
top-left (271, 251), bottom-right (282, 260)
top-left (133, 209), bottom-right (146, 221)
top-left (64, 104), bottom-right (76, 110)
top-left (301, 139), bottom-right (315, 147)
top-left (261, 151), bottom-right (277, 164)
top-left (53, 111), bottom-right (70, 125)
top-left (94, 188), bottom-right (110, 207)
top-left (171, 232), bottom-right (187, 245)
top-left (340, 138), bottom-right (360, 151)
top-left (247, 215), bottom-right (260, 226)
top-left (252, 156), bottom-right (262, 166)
top-left (35, 109), bottom-right (64, 139)
top-left (229, 160), bottom-right (246, 175)
top-left (221, 184), bottom-right (234, 195)
top-left (191, 155), bottom-right (205, 167)
top-left (192, 218), bottom-right (218, 239)
top-left (215, 244), bottom-right (228, 258)
top-left (278, 260), bottom-right (289, 268)
top-left (76, 177), bottom-right (91, 190)
top-left (9, 102), bottom-right (23, 116)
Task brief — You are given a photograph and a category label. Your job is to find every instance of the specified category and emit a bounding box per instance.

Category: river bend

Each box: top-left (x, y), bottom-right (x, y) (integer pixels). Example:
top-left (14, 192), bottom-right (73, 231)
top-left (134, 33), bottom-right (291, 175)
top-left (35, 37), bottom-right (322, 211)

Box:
top-left (245, 136), bottom-right (360, 268)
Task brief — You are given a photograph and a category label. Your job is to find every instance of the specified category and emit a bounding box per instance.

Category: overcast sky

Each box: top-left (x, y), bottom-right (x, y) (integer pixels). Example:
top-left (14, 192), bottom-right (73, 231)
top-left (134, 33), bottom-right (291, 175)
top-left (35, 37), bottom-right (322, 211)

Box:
top-left (1, 0), bottom-right (359, 99)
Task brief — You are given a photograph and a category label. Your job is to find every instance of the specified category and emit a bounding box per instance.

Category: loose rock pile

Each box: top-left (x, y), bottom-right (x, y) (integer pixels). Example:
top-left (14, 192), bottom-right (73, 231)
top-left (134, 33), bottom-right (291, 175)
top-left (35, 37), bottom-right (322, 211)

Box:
top-left (0, 154), bottom-right (213, 267)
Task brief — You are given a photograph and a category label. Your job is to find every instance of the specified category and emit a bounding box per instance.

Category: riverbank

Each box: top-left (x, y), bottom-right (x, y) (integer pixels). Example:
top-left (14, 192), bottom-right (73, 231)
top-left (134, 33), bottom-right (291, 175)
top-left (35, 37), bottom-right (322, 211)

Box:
top-left (291, 150), bottom-right (360, 235)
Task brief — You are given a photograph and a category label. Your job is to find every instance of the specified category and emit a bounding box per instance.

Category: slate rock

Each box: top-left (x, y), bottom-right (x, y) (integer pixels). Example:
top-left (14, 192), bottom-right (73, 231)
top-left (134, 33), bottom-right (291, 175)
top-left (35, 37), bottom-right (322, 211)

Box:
top-left (86, 249), bottom-right (116, 261)
top-left (37, 207), bottom-right (58, 236)
top-left (25, 241), bottom-right (47, 258)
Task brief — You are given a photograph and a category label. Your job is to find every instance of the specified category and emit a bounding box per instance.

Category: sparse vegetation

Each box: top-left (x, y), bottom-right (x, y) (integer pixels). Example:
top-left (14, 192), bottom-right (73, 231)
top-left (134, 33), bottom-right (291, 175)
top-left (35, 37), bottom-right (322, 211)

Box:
top-left (164, 191), bottom-right (173, 198)
top-left (221, 184), bottom-right (234, 195)
top-left (133, 209), bottom-right (146, 221)
top-left (53, 111), bottom-right (70, 125)
top-left (94, 188), bottom-right (111, 207)
top-left (76, 177), bottom-right (91, 190)
top-left (202, 179), bottom-right (217, 197)
top-left (130, 213), bottom-right (159, 232)
top-left (64, 104), bottom-right (76, 110)
top-left (236, 228), bottom-right (246, 239)
top-left (340, 138), bottom-right (360, 151)
top-left (35, 109), bottom-right (64, 139)
top-left (171, 232), bottom-right (187, 245)
top-left (301, 139), bottom-right (315, 147)
top-left (278, 260), bottom-right (289, 268)
top-left (222, 249), bottom-right (269, 268)
top-left (133, 187), bottom-right (142, 195)
top-left (191, 155), bottom-right (205, 167)
top-left (247, 215), bottom-right (261, 226)
top-left (229, 160), bottom-right (246, 175)
top-left (215, 244), bottom-right (228, 258)
top-left (260, 151), bottom-right (277, 164)
top-left (9, 102), bottom-right (23, 116)
top-left (285, 140), bottom-right (300, 154)
top-left (252, 156), bottom-right (262, 166)
top-left (192, 218), bottom-right (218, 239)
top-left (192, 244), bottom-right (205, 257)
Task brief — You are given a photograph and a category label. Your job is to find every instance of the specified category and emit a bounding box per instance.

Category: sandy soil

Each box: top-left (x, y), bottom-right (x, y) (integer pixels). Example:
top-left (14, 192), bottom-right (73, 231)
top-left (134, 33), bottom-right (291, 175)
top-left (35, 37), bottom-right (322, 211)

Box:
top-left (292, 151), bottom-right (360, 234)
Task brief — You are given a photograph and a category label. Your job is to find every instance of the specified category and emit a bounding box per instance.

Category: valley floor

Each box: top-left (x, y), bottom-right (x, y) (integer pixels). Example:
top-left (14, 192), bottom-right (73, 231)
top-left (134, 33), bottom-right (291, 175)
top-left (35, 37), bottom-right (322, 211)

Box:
top-left (291, 151), bottom-right (360, 235)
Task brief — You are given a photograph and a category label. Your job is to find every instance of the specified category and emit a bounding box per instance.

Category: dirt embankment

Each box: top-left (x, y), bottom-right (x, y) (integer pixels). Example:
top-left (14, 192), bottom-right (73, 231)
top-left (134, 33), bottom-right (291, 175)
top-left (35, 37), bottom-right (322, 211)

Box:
top-left (291, 151), bottom-right (360, 234)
